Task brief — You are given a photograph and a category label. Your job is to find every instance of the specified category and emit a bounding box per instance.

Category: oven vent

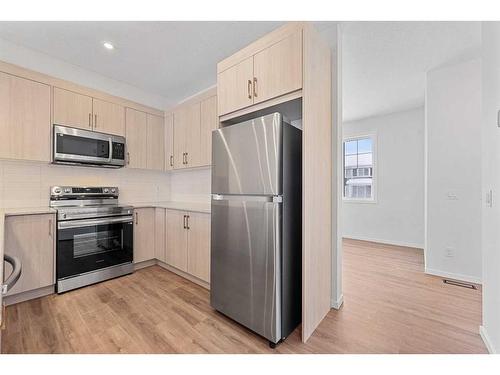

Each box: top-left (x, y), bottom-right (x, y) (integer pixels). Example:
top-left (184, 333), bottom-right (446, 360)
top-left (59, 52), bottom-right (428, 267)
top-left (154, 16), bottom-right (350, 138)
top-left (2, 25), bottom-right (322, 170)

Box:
top-left (443, 279), bottom-right (477, 290)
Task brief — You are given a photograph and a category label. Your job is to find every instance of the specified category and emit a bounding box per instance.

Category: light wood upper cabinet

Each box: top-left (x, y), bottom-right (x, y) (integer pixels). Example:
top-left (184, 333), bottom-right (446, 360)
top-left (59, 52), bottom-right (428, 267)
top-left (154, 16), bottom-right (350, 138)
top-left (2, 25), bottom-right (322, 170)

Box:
top-left (200, 95), bottom-right (218, 166)
top-left (164, 113), bottom-right (174, 170)
top-left (187, 212), bottom-right (211, 283)
top-left (185, 102), bottom-right (201, 168)
top-left (173, 103), bottom-right (200, 169)
top-left (146, 114), bottom-right (165, 171)
top-left (4, 214), bottom-right (55, 296)
top-left (218, 57), bottom-right (254, 116)
top-left (253, 32), bottom-right (302, 104)
top-left (125, 108), bottom-right (148, 169)
top-left (217, 30), bottom-right (303, 116)
top-left (134, 208), bottom-right (155, 263)
top-left (53, 87), bottom-right (93, 130)
top-left (92, 98), bottom-right (125, 136)
top-left (0, 72), bottom-right (51, 162)
top-left (166, 209), bottom-right (188, 271)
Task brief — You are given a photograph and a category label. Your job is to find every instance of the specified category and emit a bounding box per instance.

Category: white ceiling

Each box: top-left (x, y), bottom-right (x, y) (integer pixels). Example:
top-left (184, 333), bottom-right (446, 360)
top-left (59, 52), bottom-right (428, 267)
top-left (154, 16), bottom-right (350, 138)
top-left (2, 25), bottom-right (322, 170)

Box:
top-left (341, 21), bottom-right (481, 122)
top-left (0, 21), bottom-right (284, 107)
top-left (0, 21), bottom-right (481, 119)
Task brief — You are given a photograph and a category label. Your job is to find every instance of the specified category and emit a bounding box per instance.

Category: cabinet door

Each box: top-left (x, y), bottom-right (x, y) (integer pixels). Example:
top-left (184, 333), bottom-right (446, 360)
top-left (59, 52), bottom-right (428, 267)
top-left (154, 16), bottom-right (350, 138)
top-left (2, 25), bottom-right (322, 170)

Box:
top-left (187, 212), bottom-right (211, 283)
top-left (185, 102), bottom-right (201, 168)
top-left (0, 73), bottom-right (51, 162)
top-left (164, 113), bottom-right (174, 170)
top-left (53, 87), bottom-right (93, 130)
top-left (154, 208), bottom-right (166, 263)
top-left (133, 208), bottom-right (155, 263)
top-left (217, 56), bottom-right (254, 116)
top-left (199, 96), bottom-right (218, 166)
top-left (166, 209), bottom-right (188, 271)
top-left (92, 98), bottom-right (125, 136)
top-left (146, 114), bottom-right (165, 171)
top-left (173, 107), bottom-right (188, 169)
top-left (125, 108), bottom-right (148, 169)
top-left (4, 214), bottom-right (55, 296)
top-left (253, 32), bottom-right (302, 104)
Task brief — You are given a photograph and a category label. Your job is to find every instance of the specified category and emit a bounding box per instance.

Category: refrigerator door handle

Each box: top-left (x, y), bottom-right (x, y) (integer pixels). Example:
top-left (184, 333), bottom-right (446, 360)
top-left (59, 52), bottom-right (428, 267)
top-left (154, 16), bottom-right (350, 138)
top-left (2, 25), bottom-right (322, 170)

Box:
top-left (211, 194), bottom-right (282, 203)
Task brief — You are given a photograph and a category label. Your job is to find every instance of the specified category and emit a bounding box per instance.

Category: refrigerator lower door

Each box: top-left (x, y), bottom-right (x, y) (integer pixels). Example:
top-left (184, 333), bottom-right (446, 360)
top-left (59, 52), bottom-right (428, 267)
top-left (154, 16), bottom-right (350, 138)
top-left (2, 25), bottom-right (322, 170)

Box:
top-left (210, 194), bottom-right (282, 343)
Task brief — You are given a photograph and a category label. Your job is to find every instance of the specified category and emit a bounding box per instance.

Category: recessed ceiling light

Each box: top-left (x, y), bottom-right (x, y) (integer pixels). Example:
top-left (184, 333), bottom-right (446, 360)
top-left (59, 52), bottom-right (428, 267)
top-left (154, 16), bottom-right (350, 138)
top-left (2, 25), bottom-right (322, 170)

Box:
top-left (103, 41), bottom-right (114, 50)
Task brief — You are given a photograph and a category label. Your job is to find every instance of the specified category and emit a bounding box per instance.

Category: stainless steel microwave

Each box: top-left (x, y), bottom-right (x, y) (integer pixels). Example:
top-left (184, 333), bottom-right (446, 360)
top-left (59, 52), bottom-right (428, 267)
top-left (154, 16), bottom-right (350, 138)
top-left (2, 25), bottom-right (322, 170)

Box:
top-left (53, 125), bottom-right (126, 168)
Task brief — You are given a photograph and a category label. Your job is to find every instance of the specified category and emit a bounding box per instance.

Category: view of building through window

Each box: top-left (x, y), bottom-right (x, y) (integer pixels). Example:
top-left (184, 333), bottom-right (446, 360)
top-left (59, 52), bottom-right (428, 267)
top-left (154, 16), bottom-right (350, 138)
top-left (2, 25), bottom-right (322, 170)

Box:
top-left (343, 136), bottom-right (374, 200)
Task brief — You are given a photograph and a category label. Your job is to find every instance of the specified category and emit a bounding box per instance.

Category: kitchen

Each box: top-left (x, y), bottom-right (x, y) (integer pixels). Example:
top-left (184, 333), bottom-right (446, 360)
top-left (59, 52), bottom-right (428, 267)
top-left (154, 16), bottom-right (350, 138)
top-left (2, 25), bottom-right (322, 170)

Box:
top-left (0, 20), bottom-right (334, 354)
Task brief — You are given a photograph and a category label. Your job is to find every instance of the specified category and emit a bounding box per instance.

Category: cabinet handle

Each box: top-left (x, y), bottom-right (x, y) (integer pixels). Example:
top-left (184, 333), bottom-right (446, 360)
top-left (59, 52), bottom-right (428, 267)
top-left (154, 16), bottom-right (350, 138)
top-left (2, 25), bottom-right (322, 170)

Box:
top-left (49, 219), bottom-right (52, 238)
top-left (135, 212), bottom-right (138, 225)
top-left (170, 155), bottom-right (173, 167)
top-left (247, 79), bottom-right (252, 99)
top-left (88, 113), bottom-right (92, 128)
top-left (94, 114), bottom-right (98, 128)
top-left (183, 215), bottom-right (187, 229)
top-left (186, 215), bottom-right (190, 230)
top-left (185, 152), bottom-right (189, 165)
top-left (127, 152), bottom-right (130, 165)
top-left (253, 77), bottom-right (258, 98)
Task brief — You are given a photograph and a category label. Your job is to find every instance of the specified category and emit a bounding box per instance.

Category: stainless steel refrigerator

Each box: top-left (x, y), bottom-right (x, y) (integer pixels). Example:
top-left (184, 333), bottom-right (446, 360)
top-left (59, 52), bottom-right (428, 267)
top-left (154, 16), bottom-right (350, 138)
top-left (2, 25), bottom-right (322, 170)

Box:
top-left (210, 112), bottom-right (302, 347)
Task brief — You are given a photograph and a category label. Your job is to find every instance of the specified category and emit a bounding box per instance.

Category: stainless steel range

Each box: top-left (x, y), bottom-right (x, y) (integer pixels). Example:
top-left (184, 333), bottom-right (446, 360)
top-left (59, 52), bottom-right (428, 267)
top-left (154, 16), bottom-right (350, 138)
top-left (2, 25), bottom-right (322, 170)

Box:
top-left (50, 186), bottom-right (134, 293)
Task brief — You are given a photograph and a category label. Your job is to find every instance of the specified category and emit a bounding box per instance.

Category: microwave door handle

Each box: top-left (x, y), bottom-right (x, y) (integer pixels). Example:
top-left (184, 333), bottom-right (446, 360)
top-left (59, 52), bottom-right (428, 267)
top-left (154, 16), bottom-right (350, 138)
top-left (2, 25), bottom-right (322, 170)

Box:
top-left (108, 138), bottom-right (113, 162)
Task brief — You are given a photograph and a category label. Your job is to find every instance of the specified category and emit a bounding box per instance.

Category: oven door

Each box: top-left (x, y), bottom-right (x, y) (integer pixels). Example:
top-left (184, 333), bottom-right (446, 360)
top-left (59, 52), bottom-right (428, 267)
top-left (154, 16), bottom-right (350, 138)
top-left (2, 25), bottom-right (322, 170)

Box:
top-left (53, 125), bottom-right (112, 165)
top-left (57, 215), bottom-right (133, 280)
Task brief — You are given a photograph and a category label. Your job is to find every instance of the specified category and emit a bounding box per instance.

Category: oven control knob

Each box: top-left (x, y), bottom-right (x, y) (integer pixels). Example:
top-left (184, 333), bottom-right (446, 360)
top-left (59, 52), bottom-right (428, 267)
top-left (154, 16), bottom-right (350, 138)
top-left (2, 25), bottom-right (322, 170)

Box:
top-left (53, 187), bottom-right (62, 194)
top-left (111, 188), bottom-right (116, 194)
top-left (64, 188), bottom-right (71, 193)
top-left (62, 213), bottom-right (67, 219)
top-left (103, 188), bottom-right (109, 193)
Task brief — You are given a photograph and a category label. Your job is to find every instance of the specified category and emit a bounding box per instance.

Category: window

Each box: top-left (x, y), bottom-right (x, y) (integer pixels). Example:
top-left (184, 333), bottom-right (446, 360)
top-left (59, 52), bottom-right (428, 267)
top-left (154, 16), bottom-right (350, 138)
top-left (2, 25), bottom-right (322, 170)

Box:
top-left (343, 135), bottom-right (375, 201)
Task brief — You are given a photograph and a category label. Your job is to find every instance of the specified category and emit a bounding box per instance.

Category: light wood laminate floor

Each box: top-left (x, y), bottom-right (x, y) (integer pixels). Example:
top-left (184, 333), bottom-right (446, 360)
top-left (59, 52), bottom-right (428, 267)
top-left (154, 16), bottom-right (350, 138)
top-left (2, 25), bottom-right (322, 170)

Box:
top-left (1, 239), bottom-right (487, 353)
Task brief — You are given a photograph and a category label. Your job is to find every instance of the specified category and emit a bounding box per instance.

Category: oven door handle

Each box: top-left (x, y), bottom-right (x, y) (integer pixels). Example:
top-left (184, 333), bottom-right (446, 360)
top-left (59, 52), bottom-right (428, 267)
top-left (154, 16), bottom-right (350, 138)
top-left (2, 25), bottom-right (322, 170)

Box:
top-left (58, 216), bottom-right (133, 229)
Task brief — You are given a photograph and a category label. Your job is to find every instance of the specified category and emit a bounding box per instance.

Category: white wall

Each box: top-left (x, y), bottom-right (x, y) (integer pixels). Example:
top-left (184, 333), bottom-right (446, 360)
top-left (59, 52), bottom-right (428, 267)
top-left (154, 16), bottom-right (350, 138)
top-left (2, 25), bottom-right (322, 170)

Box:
top-left (0, 37), bottom-right (167, 109)
top-left (480, 22), bottom-right (500, 354)
top-left (342, 107), bottom-right (425, 248)
top-left (425, 58), bottom-right (482, 283)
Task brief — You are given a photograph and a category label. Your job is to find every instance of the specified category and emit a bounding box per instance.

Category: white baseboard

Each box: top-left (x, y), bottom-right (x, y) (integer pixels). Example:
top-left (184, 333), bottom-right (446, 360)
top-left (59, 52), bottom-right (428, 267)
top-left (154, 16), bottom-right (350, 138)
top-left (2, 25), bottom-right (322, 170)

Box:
top-left (425, 267), bottom-right (482, 285)
top-left (342, 235), bottom-right (423, 250)
top-left (331, 294), bottom-right (344, 310)
top-left (480, 325), bottom-right (496, 354)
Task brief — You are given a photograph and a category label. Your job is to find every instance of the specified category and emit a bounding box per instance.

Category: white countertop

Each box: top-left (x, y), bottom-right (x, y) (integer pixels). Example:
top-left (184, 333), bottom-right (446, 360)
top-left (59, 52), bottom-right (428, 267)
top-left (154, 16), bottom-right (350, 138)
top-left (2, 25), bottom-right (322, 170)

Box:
top-left (124, 201), bottom-right (211, 214)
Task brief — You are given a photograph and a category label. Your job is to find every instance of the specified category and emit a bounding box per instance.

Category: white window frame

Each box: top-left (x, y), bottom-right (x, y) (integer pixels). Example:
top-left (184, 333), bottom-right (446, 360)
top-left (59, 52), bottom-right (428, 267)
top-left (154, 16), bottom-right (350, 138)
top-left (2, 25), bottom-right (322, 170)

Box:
top-left (342, 133), bottom-right (377, 203)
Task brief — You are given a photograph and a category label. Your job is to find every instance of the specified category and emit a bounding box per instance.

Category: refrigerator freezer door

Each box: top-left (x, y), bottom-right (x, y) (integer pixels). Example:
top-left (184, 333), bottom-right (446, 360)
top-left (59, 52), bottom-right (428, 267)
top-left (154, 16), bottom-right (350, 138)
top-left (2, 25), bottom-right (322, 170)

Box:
top-left (212, 113), bottom-right (283, 195)
top-left (210, 195), bottom-right (282, 342)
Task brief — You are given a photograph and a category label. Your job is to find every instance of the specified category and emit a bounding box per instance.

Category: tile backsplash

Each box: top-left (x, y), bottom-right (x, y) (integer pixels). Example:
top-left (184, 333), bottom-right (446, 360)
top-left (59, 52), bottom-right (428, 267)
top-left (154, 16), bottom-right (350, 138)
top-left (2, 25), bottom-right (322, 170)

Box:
top-left (0, 160), bottom-right (212, 208)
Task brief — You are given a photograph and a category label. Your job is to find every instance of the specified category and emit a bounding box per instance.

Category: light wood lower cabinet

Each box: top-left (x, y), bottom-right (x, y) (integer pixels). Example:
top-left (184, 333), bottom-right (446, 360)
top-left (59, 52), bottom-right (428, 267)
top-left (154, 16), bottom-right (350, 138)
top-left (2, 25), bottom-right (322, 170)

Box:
top-left (0, 72), bottom-right (51, 162)
top-left (154, 208), bottom-right (166, 263)
top-left (166, 209), bottom-right (188, 271)
top-left (133, 208), bottom-right (155, 263)
top-left (186, 212), bottom-right (211, 283)
top-left (4, 214), bottom-right (55, 296)
top-left (165, 209), bottom-right (210, 283)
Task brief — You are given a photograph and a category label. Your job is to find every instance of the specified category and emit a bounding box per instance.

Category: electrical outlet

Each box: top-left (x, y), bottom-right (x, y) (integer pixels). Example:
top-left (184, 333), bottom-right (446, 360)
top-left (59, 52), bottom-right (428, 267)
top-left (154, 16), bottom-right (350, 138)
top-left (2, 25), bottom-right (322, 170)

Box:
top-left (445, 247), bottom-right (455, 258)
